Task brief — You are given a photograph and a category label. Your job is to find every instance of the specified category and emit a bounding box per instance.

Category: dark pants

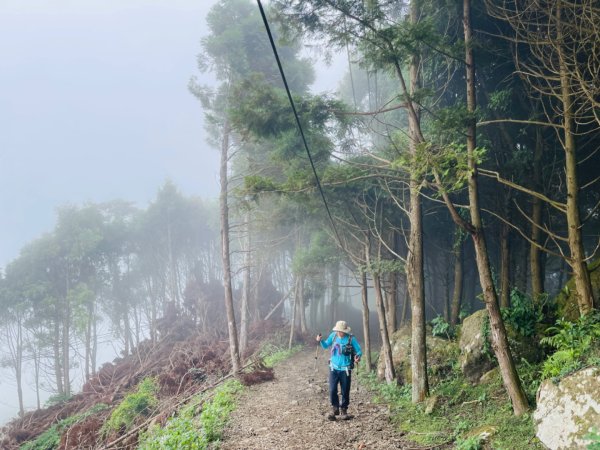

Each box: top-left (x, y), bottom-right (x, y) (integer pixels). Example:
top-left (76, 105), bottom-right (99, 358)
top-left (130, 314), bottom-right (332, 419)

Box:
top-left (329, 368), bottom-right (351, 409)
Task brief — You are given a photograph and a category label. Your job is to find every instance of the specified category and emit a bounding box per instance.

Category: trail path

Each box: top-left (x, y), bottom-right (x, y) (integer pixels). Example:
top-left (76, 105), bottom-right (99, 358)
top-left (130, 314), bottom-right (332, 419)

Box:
top-left (221, 349), bottom-right (413, 450)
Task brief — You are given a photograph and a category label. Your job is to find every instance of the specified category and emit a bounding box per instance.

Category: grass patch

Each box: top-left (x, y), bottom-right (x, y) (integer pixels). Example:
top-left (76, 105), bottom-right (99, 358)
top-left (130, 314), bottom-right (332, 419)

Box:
top-left (259, 343), bottom-right (303, 368)
top-left (20, 403), bottom-right (109, 450)
top-left (138, 379), bottom-right (243, 450)
top-left (359, 362), bottom-right (544, 449)
top-left (102, 377), bottom-right (158, 437)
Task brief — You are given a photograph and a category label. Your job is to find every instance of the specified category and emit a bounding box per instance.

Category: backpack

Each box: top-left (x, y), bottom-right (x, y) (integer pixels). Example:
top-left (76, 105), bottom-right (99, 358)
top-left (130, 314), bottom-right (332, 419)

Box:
top-left (340, 334), bottom-right (356, 369)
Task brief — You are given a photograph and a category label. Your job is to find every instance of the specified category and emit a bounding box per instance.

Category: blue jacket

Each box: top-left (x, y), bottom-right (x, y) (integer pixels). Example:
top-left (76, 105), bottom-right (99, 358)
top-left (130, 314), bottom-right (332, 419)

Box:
top-left (320, 332), bottom-right (362, 370)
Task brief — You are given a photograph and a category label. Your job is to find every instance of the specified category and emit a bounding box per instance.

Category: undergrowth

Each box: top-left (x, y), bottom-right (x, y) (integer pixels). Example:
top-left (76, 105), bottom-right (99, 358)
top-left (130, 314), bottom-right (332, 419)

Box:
top-left (359, 363), bottom-right (543, 449)
top-left (540, 312), bottom-right (600, 380)
top-left (138, 339), bottom-right (300, 449)
top-left (20, 403), bottom-right (108, 450)
top-left (138, 379), bottom-right (243, 449)
top-left (102, 377), bottom-right (158, 436)
top-left (259, 343), bottom-right (303, 367)
top-left (586, 428), bottom-right (600, 450)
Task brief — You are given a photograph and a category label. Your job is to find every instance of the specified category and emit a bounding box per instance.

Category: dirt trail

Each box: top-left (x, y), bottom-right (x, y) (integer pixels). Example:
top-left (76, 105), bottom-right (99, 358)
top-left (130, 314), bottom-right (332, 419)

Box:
top-left (221, 349), bottom-right (412, 450)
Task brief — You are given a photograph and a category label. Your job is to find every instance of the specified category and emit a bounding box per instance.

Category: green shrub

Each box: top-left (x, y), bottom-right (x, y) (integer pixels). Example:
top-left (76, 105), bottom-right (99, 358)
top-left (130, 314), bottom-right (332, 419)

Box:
top-left (586, 427), bottom-right (600, 450)
top-left (501, 289), bottom-right (544, 337)
top-left (20, 403), bottom-right (108, 450)
top-left (358, 358), bottom-right (541, 449)
top-left (432, 315), bottom-right (454, 339)
top-left (455, 435), bottom-right (484, 450)
top-left (138, 379), bottom-right (243, 450)
top-left (103, 377), bottom-right (158, 436)
top-left (540, 313), bottom-right (600, 380)
top-left (261, 344), bottom-right (302, 367)
top-left (199, 379), bottom-right (243, 442)
top-left (541, 349), bottom-right (581, 379)
top-left (541, 314), bottom-right (600, 351)
top-left (43, 393), bottom-right (72, 408)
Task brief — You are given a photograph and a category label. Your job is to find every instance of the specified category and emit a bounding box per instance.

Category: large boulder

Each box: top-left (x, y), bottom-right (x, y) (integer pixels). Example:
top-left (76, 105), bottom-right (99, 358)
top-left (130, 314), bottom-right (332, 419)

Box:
top-left (555, 259), bottom-right (600, 321)
top-left (533, 367), bottom-right (600, 449)
top-left (377, 325), bottom-right (459, 383)
top-left (459, 309), bottom-right (542, 384)
top-left (377, 326), bottom-right (411, 382)
top-left (459, 309), bottom-right (496, 383)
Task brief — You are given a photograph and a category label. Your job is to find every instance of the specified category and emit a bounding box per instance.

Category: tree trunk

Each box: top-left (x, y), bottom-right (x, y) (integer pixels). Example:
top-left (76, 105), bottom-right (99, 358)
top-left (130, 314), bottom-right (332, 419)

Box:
top-left (33, 345), bottom-right (41, 410)
top-left (556, 1), bottom-right (594, 315)
top-left (299, 275), bottom-right (307, 333)
top-left (385, 271), bottom-right (398, 335)
top-left (330, 262), bottom-right (340, 325)
top-left (530, 129), bottom-right (544, 301)
top-left (289, 277), bottom-right (299, 350)
top-left (220, 121), bottom-right (241, 372)
top-left (14, 319), bottom-right (24, 417)
top-left (400, 276), bottom-right (409, 324)
top-left (360, 270), bottom-right (373, 372)
top-left (373, 273), bottom-right (395, 383)
top-left (499, 220), bottom-right (511, 309)
top-left (62, 290), bottom-right (71, 398)
top-left (239, 213), bottom-right (251, 356)
top-left (450, 238), bottom-right (464, 326)
top-left (463, 0), bottom-right (529, 415)
top-left (92, 314), bottom-right (97, 375)
top-left (407, 0), bottom-right (428, 403)
top-left (85, 304), bottom-right (92, 381)
top-left (123, 305), bottom-right (130, 357)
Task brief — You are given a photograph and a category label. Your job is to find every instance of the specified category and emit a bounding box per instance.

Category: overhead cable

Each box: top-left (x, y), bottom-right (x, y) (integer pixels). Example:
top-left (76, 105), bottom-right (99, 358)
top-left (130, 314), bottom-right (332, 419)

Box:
top-left (256, 0), bottom-right (343, 246)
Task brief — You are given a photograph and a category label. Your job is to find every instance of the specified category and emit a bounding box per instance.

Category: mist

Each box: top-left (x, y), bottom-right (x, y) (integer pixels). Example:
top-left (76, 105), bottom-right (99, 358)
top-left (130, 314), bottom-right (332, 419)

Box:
top-left (0, 0), bottom-right (344, 425)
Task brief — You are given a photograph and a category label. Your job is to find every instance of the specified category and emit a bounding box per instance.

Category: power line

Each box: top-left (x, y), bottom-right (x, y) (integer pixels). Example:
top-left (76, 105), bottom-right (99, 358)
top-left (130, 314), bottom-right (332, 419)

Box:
top-left (256, 0), bottom-right (343, 246)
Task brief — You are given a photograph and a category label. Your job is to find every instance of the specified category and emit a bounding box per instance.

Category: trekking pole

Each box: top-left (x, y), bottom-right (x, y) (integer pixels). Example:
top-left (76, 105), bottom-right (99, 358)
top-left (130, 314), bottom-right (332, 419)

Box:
top-left (355, 358), bottom-right (359, 393)
top-left (313, 334), bottom-right (321, 372)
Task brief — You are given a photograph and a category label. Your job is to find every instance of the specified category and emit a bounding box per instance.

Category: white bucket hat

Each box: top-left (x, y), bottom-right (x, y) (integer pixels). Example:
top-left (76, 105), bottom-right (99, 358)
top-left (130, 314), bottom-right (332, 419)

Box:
top-left (332, 320), bottom-right (351, 334)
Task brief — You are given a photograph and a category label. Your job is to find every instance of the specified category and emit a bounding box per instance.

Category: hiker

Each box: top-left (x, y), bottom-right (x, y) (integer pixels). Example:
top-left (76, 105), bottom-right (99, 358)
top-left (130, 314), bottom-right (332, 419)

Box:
top-left (316, 320), bottom-right (362, 421)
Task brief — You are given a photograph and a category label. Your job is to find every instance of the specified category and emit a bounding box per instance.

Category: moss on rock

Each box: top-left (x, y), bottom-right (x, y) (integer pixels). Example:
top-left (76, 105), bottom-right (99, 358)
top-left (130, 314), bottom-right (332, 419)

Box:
top-left (555, 259), bottom-right (600, 321)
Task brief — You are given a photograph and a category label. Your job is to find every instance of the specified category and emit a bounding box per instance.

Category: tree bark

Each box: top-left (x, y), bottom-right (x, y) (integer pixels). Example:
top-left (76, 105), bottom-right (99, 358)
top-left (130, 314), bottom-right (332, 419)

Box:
top-left (530, 129), bottom-right (544, 301)
top-left (219, 121), bottom-right (241, 372)
top-left (556, 1), bottom-right (594, 315)
top-left (360, 270), bottom-right (373, 372)
top-left (450, 238), bottom-right (464, 326)
top-left (386, 271), bottom-right (398, 335)
top-left (407, 0), bottom-right (428, 403)
top-left (85, 303), bottom-right (92, 381)
top-left (298, 275), bottom-right (307, 333)
top-left (373, 273), bottom-right (395, 383)
top-left (52, 316), bottom-right (65, 395)
top-left (239, 212), bottom-right (251, 356)
top-left (463, 0), bottom-right (529, 415)
top-left (62, 289), bottom-right (71, 397)
top-left (499, 220), bottom-right (511, 309)
top-left (288, 277), bottom-right (299, 350)
top-left (400, 276), bottom-right (409, 325)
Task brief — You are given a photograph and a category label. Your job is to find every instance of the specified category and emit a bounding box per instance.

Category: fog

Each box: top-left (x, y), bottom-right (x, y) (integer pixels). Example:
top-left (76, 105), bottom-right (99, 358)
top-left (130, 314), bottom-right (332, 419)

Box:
top-left (0, 0), bottom-right (224, 272)
top-left (0, 0), bottom-right (345, 425)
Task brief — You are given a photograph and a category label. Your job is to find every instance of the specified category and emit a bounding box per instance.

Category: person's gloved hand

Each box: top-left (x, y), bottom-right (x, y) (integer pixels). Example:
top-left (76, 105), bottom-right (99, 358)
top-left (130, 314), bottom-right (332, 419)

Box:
top-left (354, 355), bottom-right (361, 363)
top-left (316, 333), bottom-right (322, 342)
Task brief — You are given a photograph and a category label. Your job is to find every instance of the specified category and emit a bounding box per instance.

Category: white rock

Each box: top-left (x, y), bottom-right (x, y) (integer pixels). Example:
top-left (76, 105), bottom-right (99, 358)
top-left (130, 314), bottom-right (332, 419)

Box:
top-left (533, 367), bottom-right (600, 450)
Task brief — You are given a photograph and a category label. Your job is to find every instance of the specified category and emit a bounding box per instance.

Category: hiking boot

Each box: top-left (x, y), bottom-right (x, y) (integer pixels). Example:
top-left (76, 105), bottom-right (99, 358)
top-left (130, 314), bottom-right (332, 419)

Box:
top-left (327, 407), bottom-right (339, 420)
top-left (339, 408), bottom-right (350, 420)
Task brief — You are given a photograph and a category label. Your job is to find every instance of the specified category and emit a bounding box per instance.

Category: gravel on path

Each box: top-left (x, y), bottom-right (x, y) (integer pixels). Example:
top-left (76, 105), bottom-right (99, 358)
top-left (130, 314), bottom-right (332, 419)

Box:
top-left (220, 349), bottom-right (414, 450)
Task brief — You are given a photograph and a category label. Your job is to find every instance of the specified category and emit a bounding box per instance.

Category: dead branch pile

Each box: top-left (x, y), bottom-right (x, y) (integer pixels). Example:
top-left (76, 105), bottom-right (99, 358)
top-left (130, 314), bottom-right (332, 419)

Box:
top-left (1, 316), bottom-right (287, 450)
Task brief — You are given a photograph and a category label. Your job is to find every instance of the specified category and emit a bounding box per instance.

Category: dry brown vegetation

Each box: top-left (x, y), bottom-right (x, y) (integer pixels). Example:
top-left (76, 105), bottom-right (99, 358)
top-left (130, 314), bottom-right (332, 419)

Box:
top-left (0, 313), bottom-right (287, 450)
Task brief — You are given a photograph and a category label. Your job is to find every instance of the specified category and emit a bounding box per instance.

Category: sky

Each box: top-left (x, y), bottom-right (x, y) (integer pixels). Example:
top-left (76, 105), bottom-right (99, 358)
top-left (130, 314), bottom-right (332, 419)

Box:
top-left (0, 0), bottom-right (342, 271)
top-left (0, 0), bottom-right (344, 422)
top-left (0, 0), bottom-right (226, 270)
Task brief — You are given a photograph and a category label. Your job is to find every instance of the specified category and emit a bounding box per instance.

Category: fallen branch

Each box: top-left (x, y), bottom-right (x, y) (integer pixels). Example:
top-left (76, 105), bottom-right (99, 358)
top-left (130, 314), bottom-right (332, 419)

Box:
top-left (104, 359), bottom-right (257, 449)
top-left (263, 289), bottom-right (292, 321)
